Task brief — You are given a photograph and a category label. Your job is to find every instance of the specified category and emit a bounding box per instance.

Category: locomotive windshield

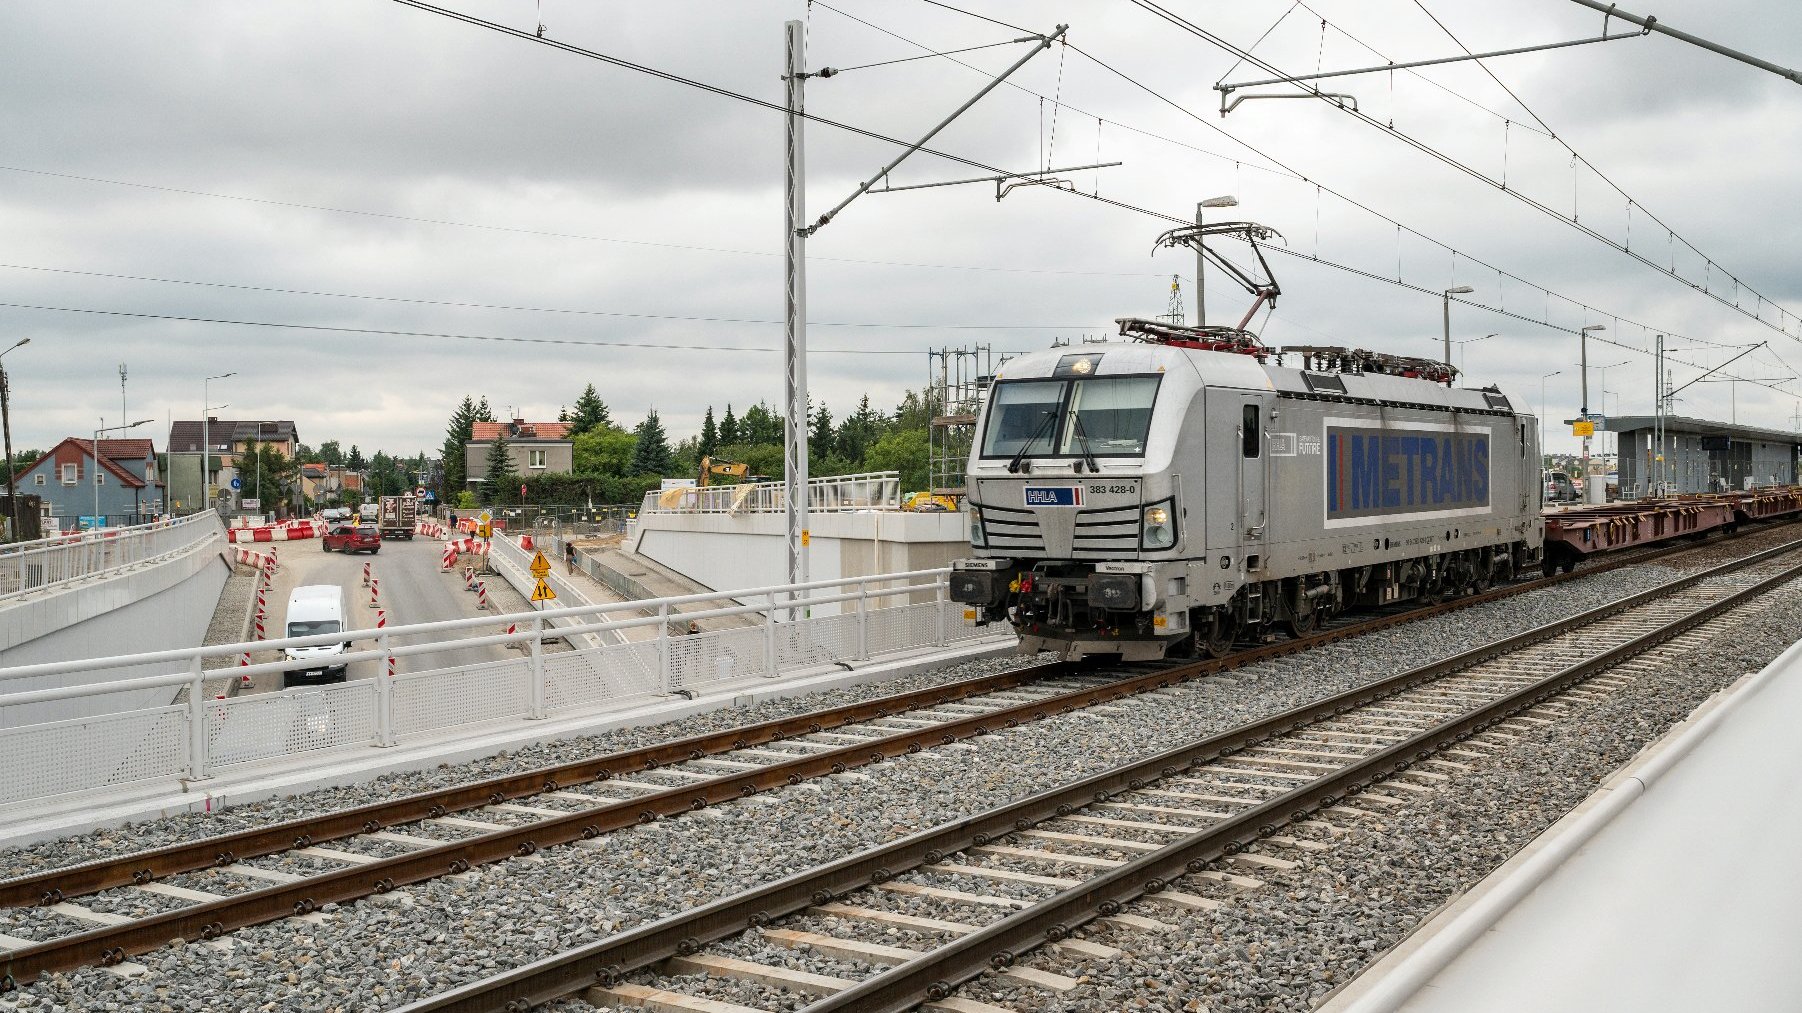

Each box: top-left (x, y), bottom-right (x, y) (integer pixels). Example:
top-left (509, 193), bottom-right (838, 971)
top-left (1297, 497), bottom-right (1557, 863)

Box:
top-left (980, 375), bottom-right (1159, 459)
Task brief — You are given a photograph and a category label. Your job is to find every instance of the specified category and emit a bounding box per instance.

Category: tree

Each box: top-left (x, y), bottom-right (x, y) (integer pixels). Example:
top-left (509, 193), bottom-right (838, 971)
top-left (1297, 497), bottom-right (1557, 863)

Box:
top-left (237, 437), bottom-right (300, 513)
top-left (572, 426), bottom-right (635, 476)
top-left (475, 397), bottom-right (496, 423)
top-left (699, 406), bottom-right (719, 458)
top-left (482, 433), bottom-right (519, 504)
top-left (719, 404), bottom-right (739, 446)
top-left (740, 401), bottom-right (782, 446)
top-left (566, 384), bottom-right (613, 437)
top-left (318, 440), bottom-right (344, 466)
top-left (865, 428), bottom-right (930, 492)
top-left (346, 444), bottom-right (367, 471)
top-left (809, 402), bottom-right (833, 466)
top-left (628, 410), bottom-right (673, 476)
top-left (836, 394), bottom-right (883, 468)
top-left (440, 397), bottom-right (479, 496)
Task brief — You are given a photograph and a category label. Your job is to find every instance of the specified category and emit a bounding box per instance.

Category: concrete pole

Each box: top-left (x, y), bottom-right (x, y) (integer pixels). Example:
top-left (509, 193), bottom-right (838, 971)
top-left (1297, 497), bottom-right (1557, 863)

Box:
top-left (1195, 203), bottom-right (1205, 327)
top-left (783, 19), bottom-right (810, 609)
top-left (1, 363), bottom-right (18, 542)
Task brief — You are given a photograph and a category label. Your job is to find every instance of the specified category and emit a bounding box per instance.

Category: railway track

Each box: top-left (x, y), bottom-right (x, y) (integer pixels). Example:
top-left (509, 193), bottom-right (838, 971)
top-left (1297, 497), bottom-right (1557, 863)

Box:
top-left (391, 539), bottom-right (1802, 1013)
top-left (0, 519), bottom-right (1792, 990)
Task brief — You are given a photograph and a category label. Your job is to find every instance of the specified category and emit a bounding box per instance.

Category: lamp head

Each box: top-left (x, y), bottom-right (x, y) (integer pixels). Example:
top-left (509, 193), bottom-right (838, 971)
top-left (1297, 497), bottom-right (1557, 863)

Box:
top-left (1581, 324), bottom-right (1607, 332)
top-left (1446, 286), bottom-right (1475, 296)
top-left (1200, 196), bottom-right (1238, 209)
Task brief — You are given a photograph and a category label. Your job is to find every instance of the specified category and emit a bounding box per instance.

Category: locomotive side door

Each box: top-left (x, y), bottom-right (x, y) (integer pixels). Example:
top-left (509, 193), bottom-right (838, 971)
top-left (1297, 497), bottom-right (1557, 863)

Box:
top-left (1206, 392), bottom-right (1268, 568)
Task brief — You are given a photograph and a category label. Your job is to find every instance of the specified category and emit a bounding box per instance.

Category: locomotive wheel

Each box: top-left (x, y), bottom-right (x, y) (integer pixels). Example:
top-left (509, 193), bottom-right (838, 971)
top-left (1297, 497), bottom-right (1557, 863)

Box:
top-left (1202, 614), bottom-right (1237, 658)
top-left (1282, 608), bottom-right (1317, 639)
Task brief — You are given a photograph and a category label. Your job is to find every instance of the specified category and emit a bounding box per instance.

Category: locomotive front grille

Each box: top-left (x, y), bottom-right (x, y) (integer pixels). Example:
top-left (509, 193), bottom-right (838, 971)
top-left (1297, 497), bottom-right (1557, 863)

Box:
top-left (983, 503), bottom-right (1142, 557)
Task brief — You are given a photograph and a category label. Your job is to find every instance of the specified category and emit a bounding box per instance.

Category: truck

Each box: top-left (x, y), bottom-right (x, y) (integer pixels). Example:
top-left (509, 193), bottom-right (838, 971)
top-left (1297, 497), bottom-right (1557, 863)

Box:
top-left (377, 494), bottom-right (417, 539)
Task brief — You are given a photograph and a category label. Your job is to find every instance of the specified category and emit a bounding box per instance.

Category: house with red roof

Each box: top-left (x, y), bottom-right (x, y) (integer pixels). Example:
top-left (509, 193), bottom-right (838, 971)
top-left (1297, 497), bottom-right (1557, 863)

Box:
top-left (464, 419), bottom-right (573, 489)
top-left (15, 437), bottom-right (165, 528)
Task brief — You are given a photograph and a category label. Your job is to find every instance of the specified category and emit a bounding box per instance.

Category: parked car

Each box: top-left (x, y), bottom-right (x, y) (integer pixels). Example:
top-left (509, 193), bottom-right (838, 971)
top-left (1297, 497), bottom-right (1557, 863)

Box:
top-left (283, 585), bottom-right (350, 686)
top-left (322, 524), bottom-right (381, 553)
top-left (1543, 470), bottom-right (1580, 504)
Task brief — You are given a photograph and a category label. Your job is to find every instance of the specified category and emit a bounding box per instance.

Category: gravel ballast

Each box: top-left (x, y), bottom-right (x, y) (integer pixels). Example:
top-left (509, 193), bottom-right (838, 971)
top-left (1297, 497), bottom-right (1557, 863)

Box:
top-left (2, 544), bottom-right (1796, 1012)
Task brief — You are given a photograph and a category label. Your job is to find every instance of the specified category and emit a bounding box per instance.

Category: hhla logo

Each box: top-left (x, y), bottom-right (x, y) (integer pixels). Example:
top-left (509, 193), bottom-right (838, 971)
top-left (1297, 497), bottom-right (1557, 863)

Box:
top-left (1024, 487), bottom-right (1083, 507)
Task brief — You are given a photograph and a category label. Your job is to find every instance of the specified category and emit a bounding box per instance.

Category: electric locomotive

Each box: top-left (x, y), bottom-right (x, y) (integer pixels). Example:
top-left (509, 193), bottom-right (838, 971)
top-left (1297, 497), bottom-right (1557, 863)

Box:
top-left (948, 322), bottom-right (1544, 661)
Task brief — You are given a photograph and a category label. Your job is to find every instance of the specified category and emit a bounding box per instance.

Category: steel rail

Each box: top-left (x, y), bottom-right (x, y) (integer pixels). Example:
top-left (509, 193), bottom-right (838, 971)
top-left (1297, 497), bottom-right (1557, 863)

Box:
top-left (827, 552), bottom-right (1802, 1013)
top-left (7, 513), bottom-right (1768, 912)
top-left (383, 539), bottom-right (1802, 1013)
top-left (0, 515), bottom-right (1788, 985)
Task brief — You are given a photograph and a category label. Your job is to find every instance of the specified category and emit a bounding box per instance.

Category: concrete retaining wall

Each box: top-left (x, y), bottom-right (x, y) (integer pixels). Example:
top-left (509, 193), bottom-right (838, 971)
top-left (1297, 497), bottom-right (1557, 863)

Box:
top-left (0, 536), bottom-right (231, 727)
top-left (631, 510), bottom-right (970, 612)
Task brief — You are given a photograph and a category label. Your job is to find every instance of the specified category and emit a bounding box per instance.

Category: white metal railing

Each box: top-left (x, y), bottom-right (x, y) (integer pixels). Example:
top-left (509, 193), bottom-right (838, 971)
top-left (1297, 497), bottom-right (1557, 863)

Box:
top-left (640, 471), bottom-right (901, 515)
top-left (0, 567), bottom-right (1009, 806)
top-left (0, 513), bottom-right (223, 602)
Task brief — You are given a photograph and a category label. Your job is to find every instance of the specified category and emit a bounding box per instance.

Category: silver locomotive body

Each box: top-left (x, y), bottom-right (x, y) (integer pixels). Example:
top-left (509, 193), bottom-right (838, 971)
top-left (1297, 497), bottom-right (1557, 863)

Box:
top-left (949, 341), bottom-right (1543, 660)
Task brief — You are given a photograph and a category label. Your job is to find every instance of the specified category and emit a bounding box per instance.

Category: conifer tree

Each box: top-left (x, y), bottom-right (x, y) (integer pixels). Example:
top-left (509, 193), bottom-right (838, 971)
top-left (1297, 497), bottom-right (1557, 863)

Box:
top-left (720, 404), bottom-right (739, 446)
top-left (482, 432), bottom-right (519, 504)
top-left (699, 406), bottom-right (719, 457)
top-left (628, 410), bottom-right (673, 476)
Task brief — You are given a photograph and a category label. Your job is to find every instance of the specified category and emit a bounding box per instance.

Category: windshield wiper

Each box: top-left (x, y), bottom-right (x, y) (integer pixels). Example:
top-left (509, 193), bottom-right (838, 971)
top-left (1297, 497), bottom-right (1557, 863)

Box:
top-left (1007, 408), bottom-right (1060, 473)
top-left (1068, 412), bottom-right (1102, 473)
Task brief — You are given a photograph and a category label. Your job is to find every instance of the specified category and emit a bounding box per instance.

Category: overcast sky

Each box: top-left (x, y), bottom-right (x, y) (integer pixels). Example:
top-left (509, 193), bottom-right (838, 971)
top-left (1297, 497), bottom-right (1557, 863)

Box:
top-left (2, 0), bottom-right (1798, 464)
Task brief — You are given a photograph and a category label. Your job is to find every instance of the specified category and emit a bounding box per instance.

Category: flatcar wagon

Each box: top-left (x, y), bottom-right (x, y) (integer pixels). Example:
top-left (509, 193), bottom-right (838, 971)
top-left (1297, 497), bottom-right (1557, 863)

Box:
top-left (949, 319), bottom-right (1544, 660)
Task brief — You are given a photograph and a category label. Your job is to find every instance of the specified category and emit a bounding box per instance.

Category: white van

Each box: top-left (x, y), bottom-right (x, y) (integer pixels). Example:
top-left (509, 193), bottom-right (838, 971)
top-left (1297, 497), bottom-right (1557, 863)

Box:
top-left (283, 584), bottom-right (350, 687)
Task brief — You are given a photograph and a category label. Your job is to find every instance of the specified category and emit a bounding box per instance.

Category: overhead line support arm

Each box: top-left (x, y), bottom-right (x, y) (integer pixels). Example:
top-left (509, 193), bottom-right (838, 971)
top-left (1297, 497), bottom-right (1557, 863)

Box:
top-left (801, 25), bottom-right (1068, 237)
top-left (1565, 0), bottom-right (1802, 85)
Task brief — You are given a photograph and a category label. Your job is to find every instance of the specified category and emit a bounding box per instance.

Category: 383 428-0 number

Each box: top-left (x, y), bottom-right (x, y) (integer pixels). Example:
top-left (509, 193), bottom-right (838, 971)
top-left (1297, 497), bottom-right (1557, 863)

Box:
top-left (1086, 484), bottom-right (1136, 495)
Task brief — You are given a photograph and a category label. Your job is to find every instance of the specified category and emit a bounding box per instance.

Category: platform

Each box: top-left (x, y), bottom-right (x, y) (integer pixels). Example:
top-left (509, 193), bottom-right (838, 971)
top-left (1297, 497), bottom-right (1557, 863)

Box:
top-left (1327, 635), bottom-right (1802, 1013)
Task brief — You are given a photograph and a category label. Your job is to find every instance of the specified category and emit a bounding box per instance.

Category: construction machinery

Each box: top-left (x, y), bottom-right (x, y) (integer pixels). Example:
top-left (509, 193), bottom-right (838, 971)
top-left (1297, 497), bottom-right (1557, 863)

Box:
top-left (699, 456), bottom-right (749, 487)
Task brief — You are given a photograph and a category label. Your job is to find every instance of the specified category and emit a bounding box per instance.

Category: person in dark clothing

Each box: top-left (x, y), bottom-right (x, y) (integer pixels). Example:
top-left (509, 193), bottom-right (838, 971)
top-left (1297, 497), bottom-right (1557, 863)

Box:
top-left (564, 540), bottom-right (577, 574)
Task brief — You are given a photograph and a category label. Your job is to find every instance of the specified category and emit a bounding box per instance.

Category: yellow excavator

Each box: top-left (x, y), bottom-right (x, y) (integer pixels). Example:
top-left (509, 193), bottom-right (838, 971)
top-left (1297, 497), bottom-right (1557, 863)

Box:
top-left (699, 456), bottom-right (749, 487)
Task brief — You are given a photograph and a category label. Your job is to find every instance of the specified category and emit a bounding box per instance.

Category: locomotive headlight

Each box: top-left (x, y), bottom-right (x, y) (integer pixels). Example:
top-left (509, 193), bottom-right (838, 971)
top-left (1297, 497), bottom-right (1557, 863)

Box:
top-left (1140, 499), bottom-right (1177, 550)
top-left (969, 506), bottom-right (987, 548)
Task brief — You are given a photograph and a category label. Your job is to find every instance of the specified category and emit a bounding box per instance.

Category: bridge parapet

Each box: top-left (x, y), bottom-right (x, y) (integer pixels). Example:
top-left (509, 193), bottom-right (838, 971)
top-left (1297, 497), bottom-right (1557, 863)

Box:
top-left (0, 513), bottom-right (222, 604)
top-left (0, 566), bottom-right (1010, 808)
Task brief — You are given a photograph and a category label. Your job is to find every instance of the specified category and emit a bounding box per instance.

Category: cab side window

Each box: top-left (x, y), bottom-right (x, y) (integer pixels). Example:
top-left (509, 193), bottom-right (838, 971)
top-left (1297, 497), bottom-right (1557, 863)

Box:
top-left (1241, 404), bottom-right (1260, 458)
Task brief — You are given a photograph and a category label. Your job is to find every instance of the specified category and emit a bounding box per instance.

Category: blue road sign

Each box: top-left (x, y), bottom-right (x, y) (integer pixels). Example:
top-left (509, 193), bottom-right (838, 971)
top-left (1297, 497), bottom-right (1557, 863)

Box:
top-left (229, 477), bottom-right (242, 490)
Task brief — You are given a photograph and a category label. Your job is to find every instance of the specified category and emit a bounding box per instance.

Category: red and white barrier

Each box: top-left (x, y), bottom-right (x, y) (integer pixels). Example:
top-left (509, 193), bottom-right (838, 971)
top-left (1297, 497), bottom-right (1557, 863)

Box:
top-left (368, 576), bottom-right (380, 609)
top-left (463, 566), bottom-right (476, 592)
top-left (362, 561), bottom-right (371, 587)
top-left (504, 621), bottom-right (524, 651)
top-left (519, 534), bottom-right (534, 551)
top-left (440, 543), bottom-right (456, 572)
top-left (476, 581), bottom-right (490, 611)
top-left (227, 521), bottom-right (320, 544)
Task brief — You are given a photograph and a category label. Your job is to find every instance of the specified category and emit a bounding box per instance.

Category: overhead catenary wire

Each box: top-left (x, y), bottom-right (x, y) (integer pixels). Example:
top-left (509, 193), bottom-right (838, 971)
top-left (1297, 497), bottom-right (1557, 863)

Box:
top-left (0, 262), bottom-right (1096, 330)
top-left (1128, 0), bottom-right (1802, 341)
top-left (0, 300), bottom-right (1017, 354)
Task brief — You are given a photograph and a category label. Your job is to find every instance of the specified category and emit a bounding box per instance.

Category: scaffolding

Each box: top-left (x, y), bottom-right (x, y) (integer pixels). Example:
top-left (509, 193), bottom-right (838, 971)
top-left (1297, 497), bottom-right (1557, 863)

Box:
top-left (927, 345), bottom-right (995, 499)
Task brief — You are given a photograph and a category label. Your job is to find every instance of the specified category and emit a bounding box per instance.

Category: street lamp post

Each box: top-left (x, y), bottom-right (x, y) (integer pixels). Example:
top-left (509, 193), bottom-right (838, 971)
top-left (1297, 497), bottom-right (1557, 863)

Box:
top-left (1540, 370), bottom-right (1561, 509)
top-left (1195, 195), bottom-right (1239, 326)
top-left (1578, 324), bottom-right (1607, 503)
top-left (0, 337), bottom-right (29, 542)
top-left (200, 372), bottom-right (234, 515)
top-left (94, 417), bottom-right (154, 529)
top-left (1442, 286), bottom-right (1475, 379)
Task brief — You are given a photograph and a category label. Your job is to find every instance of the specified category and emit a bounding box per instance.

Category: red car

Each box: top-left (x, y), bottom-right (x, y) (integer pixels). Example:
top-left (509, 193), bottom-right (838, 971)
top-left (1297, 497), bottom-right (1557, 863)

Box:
top-left (323, 524), bottom-right (381, 554)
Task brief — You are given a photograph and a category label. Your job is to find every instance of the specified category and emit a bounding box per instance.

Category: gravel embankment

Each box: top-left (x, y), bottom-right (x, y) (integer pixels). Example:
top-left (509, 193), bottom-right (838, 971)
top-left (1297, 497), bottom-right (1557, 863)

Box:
top-left (198, 563), bottom-right (260, 675)
top-left (4, 555), bottom-right (1753, 1012)
top-left (941, 579), bottom-right (1802, 1013)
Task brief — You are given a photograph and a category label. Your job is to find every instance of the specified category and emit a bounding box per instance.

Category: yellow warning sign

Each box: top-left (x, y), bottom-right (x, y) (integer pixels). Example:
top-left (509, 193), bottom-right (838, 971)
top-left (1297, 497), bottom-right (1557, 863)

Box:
top-left (477, 510), bottom-right (493, 539)
top-left (529, 550), bottom-right (552, 578)
top-left (801, 529), bottom-right (811, 547)
top-left (530, 578), bottom-right (558, 603)
top-left (1572, 421), bottom-right (1595, 437)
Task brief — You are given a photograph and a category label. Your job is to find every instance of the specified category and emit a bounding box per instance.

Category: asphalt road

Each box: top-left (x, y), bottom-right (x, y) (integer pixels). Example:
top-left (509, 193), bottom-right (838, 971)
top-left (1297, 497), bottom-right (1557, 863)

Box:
top-left (238, 533), bottom-right (513, 695)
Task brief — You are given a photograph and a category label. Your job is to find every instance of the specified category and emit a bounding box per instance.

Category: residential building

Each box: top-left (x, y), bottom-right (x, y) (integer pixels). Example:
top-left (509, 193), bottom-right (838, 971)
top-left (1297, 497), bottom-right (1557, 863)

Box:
top-left (167, 418), bottom-right (299, 511)
top-left (15, 437), bottom-right (166, 528)
top-left (464, 419), bottom-right (573, 488)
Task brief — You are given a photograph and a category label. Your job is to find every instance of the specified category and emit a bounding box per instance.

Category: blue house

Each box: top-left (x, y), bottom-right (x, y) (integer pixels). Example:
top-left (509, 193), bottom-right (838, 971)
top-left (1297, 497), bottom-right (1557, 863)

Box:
top-left (15, 438), bottom-right (165, 529)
